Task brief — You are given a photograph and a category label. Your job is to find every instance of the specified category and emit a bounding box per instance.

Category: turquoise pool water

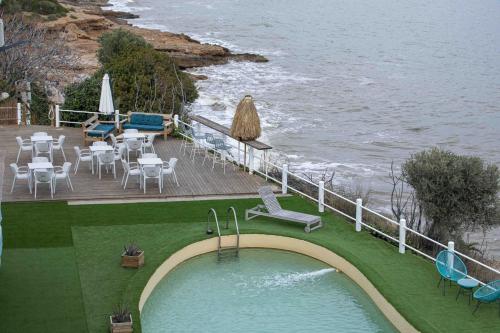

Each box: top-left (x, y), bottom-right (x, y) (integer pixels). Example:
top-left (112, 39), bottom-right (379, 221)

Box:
top-left (141, 249), bottom-right (398, 332)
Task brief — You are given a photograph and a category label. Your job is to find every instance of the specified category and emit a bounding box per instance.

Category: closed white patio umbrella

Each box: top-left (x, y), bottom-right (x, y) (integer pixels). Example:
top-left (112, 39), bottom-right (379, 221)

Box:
top-left (99, 73), bottom-right (114, 115)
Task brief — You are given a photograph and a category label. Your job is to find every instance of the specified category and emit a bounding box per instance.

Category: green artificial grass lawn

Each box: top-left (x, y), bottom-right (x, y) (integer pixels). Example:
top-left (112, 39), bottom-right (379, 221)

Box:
top-left (1, 197), bottom-right (499, 333)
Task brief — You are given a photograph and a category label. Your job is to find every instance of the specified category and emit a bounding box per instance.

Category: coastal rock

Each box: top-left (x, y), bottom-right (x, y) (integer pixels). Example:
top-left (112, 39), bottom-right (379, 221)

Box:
top-left (38, 3), bottom-right (268, 83)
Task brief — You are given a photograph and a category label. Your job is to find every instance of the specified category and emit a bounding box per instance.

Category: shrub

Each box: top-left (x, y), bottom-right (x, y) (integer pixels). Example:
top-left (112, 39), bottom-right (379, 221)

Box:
top-left (97, 29), bottom-right (151, 67)
top-left (1, 0), bottom-right (68, 16)
top-left (403, 148), bottom-right (499, 242)
top-left (62, 74), bottom-right (101, 123)
top-left (29, 83), bottom-right (51, 125)
top-left (105, 47), bottom-right (197, 114)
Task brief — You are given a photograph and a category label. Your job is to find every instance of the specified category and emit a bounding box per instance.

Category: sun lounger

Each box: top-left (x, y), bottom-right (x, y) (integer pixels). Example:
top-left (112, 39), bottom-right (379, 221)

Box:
top-left (245, 186), bottom-right (323, 233)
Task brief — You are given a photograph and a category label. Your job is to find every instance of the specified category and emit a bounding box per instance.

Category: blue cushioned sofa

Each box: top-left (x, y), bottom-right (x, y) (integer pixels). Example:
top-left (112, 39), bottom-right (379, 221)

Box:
top-left (82, 115), bottom-right (116, 144)
top-left (120, 112), bottom-right (173, 139)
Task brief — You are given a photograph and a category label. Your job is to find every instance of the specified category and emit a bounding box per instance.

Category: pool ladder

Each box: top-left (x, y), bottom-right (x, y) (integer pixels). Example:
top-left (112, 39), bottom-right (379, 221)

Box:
top-left (206, 207), bottom-right (240, 258)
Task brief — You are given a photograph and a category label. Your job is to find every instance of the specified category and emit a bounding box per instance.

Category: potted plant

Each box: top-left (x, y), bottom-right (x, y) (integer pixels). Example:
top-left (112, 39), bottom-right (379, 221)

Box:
top-left (109, 303), bottom-right (133, 333)
top-left (121, 243), bottom-right (144, 268)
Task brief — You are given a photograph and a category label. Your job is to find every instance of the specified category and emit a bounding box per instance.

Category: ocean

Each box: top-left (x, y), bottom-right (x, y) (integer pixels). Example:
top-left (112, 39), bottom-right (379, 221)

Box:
top-left (108, 0), bottom-right (500, 256)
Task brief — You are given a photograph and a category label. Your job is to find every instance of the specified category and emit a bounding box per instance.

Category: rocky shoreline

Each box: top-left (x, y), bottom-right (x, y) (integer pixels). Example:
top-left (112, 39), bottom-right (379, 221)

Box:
top-left (45, 2), bottom-right (268, 84)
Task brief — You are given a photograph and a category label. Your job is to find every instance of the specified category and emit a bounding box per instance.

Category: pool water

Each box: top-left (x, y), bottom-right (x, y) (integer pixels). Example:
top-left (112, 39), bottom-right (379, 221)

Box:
top-left (141, 249), bottom-right (398, 332)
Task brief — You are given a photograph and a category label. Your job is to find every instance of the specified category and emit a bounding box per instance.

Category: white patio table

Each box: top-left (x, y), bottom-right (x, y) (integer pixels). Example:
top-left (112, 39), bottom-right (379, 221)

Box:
top-left (89, 145), bottom-right (114, 175)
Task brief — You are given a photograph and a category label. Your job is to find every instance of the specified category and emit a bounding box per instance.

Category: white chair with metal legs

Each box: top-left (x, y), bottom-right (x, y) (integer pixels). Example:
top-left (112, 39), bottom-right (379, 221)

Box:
top-left (53, 162), bottom-right (74, 192)
top-left (142, 134), bottom-right (156, 154)
top-left (190, 127), bottom-right (206, 161)
top-left (212, 138), bottom-right (234, 173)
top-left (52, 135), bottom-right (67, 161)
top-left (121, 158), bottom-right (141, 189)
top-left (98, 151), bottom-right (116, 179)
top-left (73, 146), bottom-right (92, 174)
top-left (179, 126), bottom-right (195, 155)
top-left (34, 169), bottom-right (54, 199)
top-left (143, 165), bottom-right (162, 193)
top-left (15, 137), bottom-right (33, 163)
top-left (162, 158), bottom-right (179, 187)
top-left (202, 133), bottom-right (217, 165)
top-left (10, 163), bottom-right (31, 193)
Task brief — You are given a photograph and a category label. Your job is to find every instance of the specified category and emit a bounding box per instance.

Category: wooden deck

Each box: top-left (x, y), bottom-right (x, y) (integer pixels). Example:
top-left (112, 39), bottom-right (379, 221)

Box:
top-left (0, 125), bottom-right (272, 203)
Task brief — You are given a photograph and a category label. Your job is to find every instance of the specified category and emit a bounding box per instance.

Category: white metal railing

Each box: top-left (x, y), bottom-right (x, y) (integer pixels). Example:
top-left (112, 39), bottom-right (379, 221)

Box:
top-left (55, 105), bottom-right (126, 129)
top-left (175, 115), bottom-right (500, 286)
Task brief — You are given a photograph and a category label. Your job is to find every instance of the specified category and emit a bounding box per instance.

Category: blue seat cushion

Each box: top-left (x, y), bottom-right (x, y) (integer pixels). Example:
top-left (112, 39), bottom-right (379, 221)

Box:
top-left (122, 123), bottom-right (164, 131)
top-left (129, 113), bottom-right (164, 126)
top-left (87, 124), bottom-right (115, 137)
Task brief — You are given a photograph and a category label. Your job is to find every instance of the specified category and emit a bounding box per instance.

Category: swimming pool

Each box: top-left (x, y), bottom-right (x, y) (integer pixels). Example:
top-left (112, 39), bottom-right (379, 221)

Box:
top-left (141, 249), bottom-right (398, 332)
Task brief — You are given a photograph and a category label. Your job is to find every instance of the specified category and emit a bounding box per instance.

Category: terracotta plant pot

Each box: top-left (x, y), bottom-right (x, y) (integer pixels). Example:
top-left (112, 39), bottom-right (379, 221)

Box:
top-left (109, 314), bottom-right (133, 333)
top-left (121, 251), bottom-right (144, 268)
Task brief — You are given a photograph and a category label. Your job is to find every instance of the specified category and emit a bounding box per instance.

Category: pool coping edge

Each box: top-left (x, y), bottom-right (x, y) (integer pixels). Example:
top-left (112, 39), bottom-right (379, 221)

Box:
top-left (138, 234), bottom-right (419, 333)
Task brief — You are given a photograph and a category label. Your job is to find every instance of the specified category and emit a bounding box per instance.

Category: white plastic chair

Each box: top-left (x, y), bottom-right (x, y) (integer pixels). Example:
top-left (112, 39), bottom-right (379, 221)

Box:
top-left (126, 139), bottom-right (142, 161)
top-left (143, 165), bottom-right (162, 193)
top-left (15, 136), bottom-right (33, 163)
top-left (142, 134), bottom-right (156, 154)
top-left (121, 158), bottom-right (141, 189)
top-left (141, 153), bottom-right (158, 159)
top-left (32, 157), bottom-right (49, 163)
top-left (98, 151), bottom-right (116, 179)
top-left (9, 163), bottom-right (31, 193)
top-left (114, 145), bottom-right (126, 163)
top-left (73, 146), bottom-right (92, 175)
top-left (34, 169), bottom-right (54, 199)
top-left (52, 135), bottom-right (66, 161)
top-left (54, 162), bottom-right (74, 192)
top-left (110, 133), bottom-right (126, 150)
top-left (34, 141), bottom-right (53, 162)
top-left (162, 158), bottom-right (179, 187)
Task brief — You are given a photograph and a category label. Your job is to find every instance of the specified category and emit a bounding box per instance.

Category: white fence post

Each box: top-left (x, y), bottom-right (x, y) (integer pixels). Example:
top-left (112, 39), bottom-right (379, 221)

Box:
top-left (55, 105), bottom-right (60, 128)
top-left (318, 181), bottom-right (325, 213)
top-left (173, 114), bottom-right (179, 128)
top-left (114, 109), bottom-right (120, 130)
top-left (282, 164), bottom-right (288, 194)
top-left (355, 198), bottom-right (362, 232)
top-left (16, 103), bottom-right (22, 126)
top-left (447, 241), bottom-right (455, 273)
top-left (399, 218), bottom-right (406, 254)
top-left (248, 147), bottom-right (254, 174)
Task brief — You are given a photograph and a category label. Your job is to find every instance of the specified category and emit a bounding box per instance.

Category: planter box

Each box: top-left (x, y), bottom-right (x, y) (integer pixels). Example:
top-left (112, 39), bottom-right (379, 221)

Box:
top-left (121, 251), bottom-right (144, 268)
top-left (109, 314), bottom-right (133, 333)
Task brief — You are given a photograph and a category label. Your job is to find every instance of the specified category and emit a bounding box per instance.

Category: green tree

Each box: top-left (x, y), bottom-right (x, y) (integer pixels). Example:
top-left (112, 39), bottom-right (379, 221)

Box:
top-left (1, 0), bottom-right (67, 16)
top-left (105, 47), bottom-right (197, 114)
top-left (97, 29), bottom-right (151, 67)
top-left (402, 148), bottom-right (499, 242)
top-left (62, 73), bottom-right (101, 122)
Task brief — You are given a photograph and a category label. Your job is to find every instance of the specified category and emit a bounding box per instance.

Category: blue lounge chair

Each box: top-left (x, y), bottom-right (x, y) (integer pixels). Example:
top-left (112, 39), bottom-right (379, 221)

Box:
top-left (472, 280), bottom-right (500, 316)
top-left (435, 250), bottom-right (467, 295)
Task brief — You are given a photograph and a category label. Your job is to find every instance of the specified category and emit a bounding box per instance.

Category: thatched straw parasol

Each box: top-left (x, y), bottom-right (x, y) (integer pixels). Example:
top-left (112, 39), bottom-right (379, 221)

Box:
top-left (230, 95), bottom-right (261, 170)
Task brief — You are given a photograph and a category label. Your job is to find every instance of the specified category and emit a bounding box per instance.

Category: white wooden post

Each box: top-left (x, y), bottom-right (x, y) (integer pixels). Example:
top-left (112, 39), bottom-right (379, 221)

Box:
top-left (55, 104), bottom-right (60, 128)
top-left (282, 164), bottom-right (288, 194)
top-left (173, 114), bottom-right (179, 128)
top-left (248, 147), bottom-right (254, 174)
top-left (237, 141), bottom-right (241, 166)
top-left (355, 198), bottom-right (362, 232)
top-left (318, 181), bottom-right (325, 213)
top-left (114, 109), bottom-right (120, 130)
top-left (399, 218), bottom-right (406, 254)
top-left (447, 241), bottom-right (455, 273)
top-left (16, 103), bottom-right (22, 126)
